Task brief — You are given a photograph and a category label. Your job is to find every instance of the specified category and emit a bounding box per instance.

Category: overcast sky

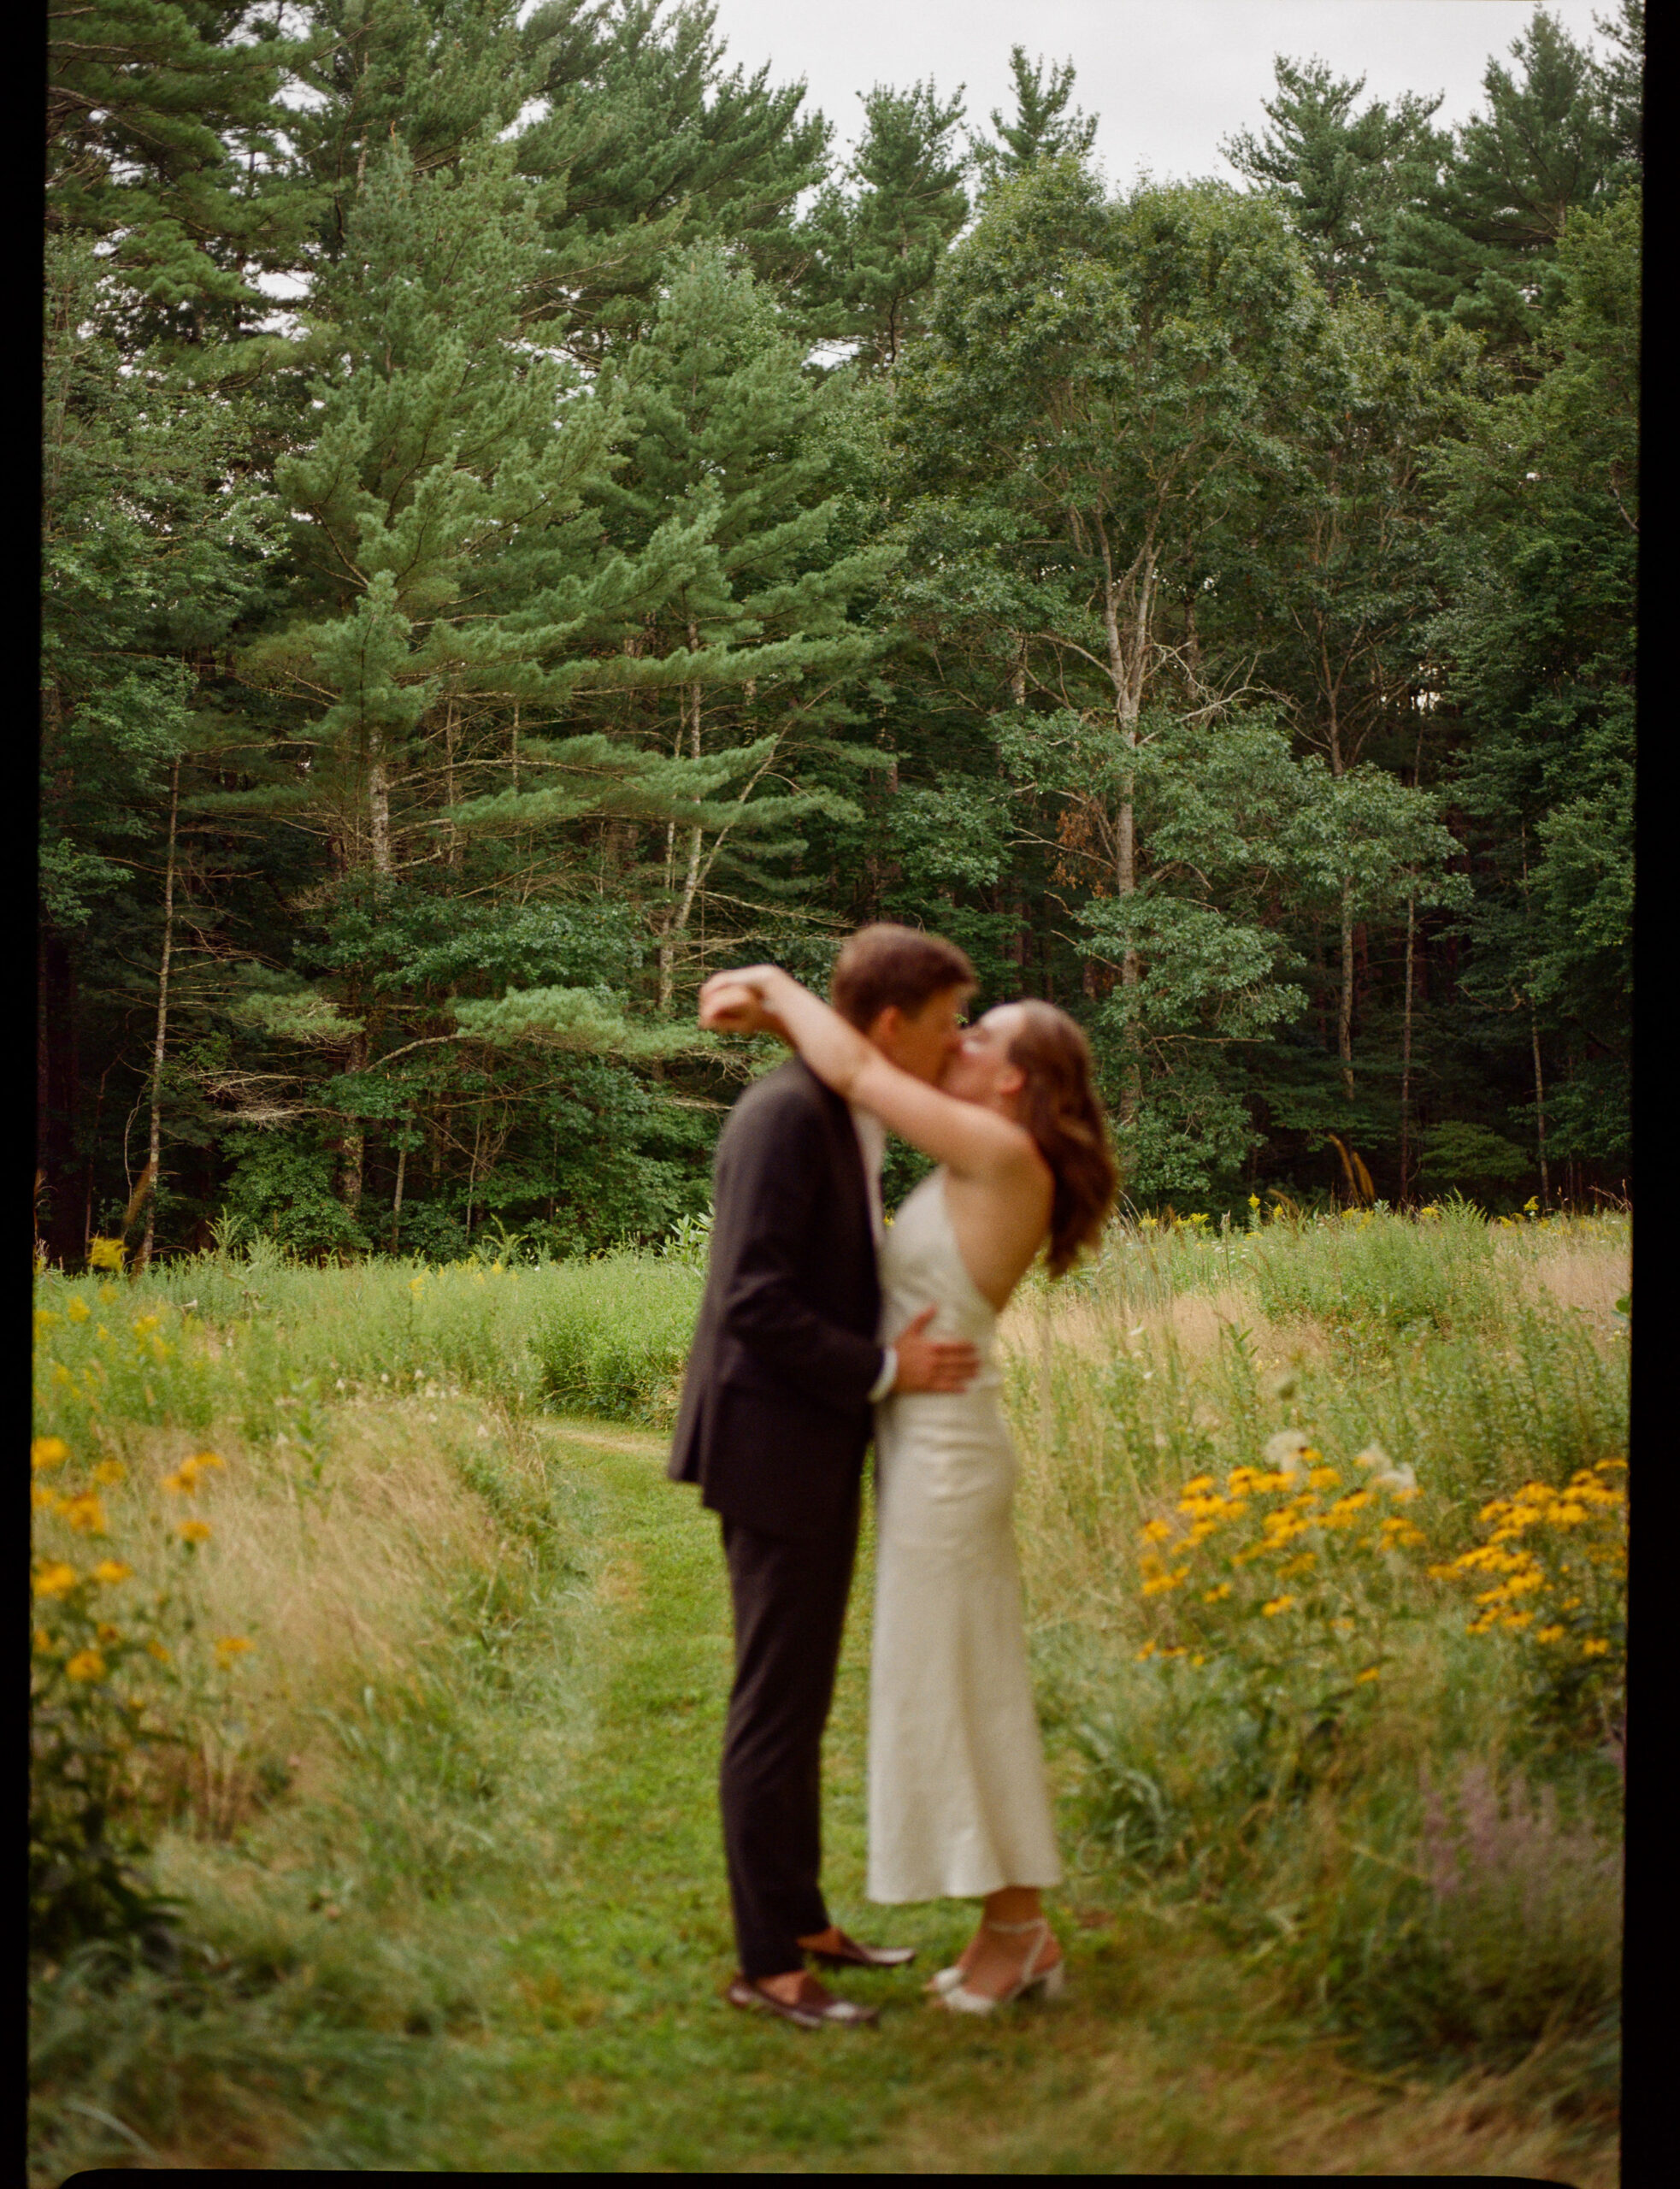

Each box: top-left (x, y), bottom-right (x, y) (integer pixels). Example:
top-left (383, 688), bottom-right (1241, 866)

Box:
top-left (696, 2), bottom-right (1618, 185)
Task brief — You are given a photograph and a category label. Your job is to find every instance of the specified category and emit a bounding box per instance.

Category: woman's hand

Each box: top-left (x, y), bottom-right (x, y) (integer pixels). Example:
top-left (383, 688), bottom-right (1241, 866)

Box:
top-left (699, 965), bottom-right (794, 1041)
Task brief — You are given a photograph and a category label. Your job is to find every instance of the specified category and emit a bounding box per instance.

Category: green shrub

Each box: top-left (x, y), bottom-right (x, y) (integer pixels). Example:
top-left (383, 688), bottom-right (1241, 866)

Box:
top-left (528, 1260), bottom-right (701, 1424)
top-left (30, 1431), bottom-right (190, 1960)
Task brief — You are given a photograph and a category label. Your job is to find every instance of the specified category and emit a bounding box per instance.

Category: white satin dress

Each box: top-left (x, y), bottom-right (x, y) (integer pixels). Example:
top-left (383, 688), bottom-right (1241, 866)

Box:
top-left (867, 1169), bottom-right (1063, 1903)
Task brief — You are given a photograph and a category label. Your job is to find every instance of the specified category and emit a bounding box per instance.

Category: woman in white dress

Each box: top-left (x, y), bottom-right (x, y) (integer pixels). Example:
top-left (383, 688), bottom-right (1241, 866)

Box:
top-left (699, 965), bottom-right (1116, 2013)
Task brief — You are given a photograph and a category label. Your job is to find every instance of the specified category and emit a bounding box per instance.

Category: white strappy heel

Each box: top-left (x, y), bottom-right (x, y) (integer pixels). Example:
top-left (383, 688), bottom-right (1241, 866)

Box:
top-left (936, 1917), bottom-right (1066, 2014)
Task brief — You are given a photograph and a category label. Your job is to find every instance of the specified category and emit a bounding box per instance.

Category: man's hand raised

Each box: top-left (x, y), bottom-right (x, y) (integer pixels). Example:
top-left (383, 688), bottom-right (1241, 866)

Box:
top-left (890, 1304), bottom-right (980, 1394)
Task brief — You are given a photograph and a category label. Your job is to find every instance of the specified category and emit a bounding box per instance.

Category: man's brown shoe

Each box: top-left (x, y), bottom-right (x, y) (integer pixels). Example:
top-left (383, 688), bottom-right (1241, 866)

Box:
top-left (798, 1925), bottom-right (917, 1971)
top-left (724, 1973), bottom-right (879, 2028)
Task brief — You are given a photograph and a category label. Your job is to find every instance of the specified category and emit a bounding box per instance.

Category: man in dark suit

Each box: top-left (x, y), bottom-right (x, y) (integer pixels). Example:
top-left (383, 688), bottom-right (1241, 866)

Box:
top-left (670, 925), bottom-right (981, 2028)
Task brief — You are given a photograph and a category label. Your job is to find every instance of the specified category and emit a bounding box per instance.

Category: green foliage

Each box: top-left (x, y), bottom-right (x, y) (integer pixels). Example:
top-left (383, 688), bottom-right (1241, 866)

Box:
top-left (970, 45), bottom-right (1097, 194)
top-left (1387, 8), bottom-right (1630, 353)
top-left (800, 78), bottom-right (970, 370)
top-left (38, 1), bottom-right (1636, 1265)
top-left (1015, 1204), bottom-right (1625, 2070)
top-left (1222, 55), bottom-right (1448, 302)
top-left (528, 1260), bottom-right (704, 1422)
top-left (221, 1131), bottom-right (372, 1260)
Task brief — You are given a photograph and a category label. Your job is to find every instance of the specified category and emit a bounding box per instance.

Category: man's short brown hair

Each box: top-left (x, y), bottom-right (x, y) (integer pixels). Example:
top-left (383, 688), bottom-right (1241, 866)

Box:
top-left (829, 923), bottom-right (976, 1031)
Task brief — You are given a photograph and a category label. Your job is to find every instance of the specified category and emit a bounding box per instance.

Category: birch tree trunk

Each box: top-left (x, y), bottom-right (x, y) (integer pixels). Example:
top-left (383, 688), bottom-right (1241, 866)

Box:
top-left (391, 1139), bottom-right (406, 1253)
top-left (658, 643), bottom-right (706, 1015)
top-left (1094, 516), bottom-right (1155, 1133)
top-left (137, 757), bottom-right (180, 1275)
top-left (1338, 879), bottom-right (1356, 1101)
top-left (368, 715), bottom-right (393, 879)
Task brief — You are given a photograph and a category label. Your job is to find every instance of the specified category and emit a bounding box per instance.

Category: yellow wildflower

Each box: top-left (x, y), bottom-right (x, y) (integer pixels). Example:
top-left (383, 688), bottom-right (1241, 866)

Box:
top-left (1308, 1466), bottom-right (1341, 1490)
top-left (214, 1636), bottom-right (254, 1663)
top-left (91, 1560), bottom-right (132, 1584)
top-left (92, 1459), bottom-right (126, 1486)
top-left (65, 1649), bottom-right (107, 1682)
top-left (32, 1561), bottom-right (79, 1598)
top-left (1182, 1475), bottom-right (1215, 1496)
top-left (32, 1483), bottom-right (61, 1513)
top-left (32, 1437), bottom-right (70, 1472)
top-left (178, 1519), bottom-right (212, 1543)
top-left (61, 1492), bottom-right (107, 1536)
top-left (1202, 1582), bottom-right (1233, 1603)
top-left (1536, 1625), bottom-right (1566, 1644)
top-left (1582, 1638), bottom-right (1610, 1658)
top-left (1136, 1640), bottom-right (1158, 1661)
top-left (1141, 1519), bottom-right (1173, 1543)
top-left (146, 1639), bottom-right (171, 1663)
top-left (67, 1297), bottom-right (91, 1323)
top-left (1355, 1667), bottom-right (1382, 1685)
top-left (95, 1621), bottom-right (121, 1645)
top-left (1261, 1596), bottom-right (1296, 1617)
top-left (88, 1238), bottom-right (127, 1272)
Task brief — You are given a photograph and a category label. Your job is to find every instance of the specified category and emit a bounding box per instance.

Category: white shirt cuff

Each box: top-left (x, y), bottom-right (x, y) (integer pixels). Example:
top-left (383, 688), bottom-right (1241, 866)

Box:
top-left (868, 1347), bottom-right (898, 1403)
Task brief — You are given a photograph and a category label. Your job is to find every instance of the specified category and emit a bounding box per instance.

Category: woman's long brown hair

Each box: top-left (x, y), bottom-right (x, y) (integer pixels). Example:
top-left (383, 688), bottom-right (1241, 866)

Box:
top-left (1006, 1001), bottom-right (1118, 1276)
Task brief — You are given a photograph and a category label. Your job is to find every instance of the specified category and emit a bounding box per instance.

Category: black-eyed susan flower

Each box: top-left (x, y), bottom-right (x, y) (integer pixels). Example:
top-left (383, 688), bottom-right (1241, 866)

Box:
top-left (65, 1649), bottom-right (107, 1682)
top-left (32, 1561), bottom-right (78, 1598)
top-left (61, 1491), bottom-right (107, 1536)
top-left (178, 1519), bottom-right (212, 1543)
top-left (32, 1437), bottom-right (69, 1472)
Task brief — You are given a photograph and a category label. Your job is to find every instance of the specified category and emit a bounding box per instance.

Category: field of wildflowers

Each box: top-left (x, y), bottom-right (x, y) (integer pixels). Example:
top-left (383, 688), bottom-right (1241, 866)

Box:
top-left (997, 1198), bottom-right (1627, 2078)
top-left (29, 1200), bottom-right (1627, 2180)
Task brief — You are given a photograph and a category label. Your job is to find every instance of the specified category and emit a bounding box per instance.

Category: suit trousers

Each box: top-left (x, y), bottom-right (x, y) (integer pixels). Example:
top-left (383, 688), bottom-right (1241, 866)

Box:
top-left (719, 1500), bottom-right (860, 1980)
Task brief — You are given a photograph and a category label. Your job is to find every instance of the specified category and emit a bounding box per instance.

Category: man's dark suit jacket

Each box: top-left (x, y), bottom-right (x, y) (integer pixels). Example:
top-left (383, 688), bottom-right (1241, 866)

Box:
top-left (669, 1057), bottom-right (885, 1543)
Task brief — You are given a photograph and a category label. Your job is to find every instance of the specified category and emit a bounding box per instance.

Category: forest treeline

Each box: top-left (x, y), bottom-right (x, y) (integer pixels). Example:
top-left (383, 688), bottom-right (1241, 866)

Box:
top-left (38, 0), bottom-right (1639, 1265)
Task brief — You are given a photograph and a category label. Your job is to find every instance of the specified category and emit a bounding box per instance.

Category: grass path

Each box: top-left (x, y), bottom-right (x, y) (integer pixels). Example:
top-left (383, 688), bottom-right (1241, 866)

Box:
top-left (239, 1416), bottom-right (1610, 2180)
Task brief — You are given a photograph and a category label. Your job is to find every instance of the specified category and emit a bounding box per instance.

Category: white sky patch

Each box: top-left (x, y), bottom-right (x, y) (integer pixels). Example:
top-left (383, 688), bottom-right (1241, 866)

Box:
top-left (687, 1), bottom-right (1618, 185)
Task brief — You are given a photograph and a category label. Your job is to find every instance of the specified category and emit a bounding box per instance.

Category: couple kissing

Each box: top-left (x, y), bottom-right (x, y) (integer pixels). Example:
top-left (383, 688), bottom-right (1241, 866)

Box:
top-left (669, 923), bottom-right (1117, 2028)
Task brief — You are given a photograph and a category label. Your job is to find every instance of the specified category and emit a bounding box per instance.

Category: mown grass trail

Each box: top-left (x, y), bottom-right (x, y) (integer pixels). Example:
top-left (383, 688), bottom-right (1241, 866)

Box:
top-left (239, 1416), bottom-right (1612, 2180)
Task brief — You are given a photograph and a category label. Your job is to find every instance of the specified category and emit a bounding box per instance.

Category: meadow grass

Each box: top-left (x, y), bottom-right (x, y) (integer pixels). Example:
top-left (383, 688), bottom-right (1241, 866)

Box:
top-left (29, 1206), bottom-right (1626, 2179)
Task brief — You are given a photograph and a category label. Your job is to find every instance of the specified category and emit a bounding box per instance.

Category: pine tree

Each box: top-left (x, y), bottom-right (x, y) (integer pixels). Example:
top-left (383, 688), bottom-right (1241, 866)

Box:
top-left (970, 46), bottom-right (1097, 195)
top-left (1222, 56), bottom-right (1448, 302)
top-left (585, 245), bottom-right (896, 1005)
top-left (1387, 8), bottom-right (1622, 354)
top-left (799, 79), bottom-right (969, 373)
top-left (516, 0), bottom-right (831, 357)
top-left (47, 0), bottom-right (321, 343)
